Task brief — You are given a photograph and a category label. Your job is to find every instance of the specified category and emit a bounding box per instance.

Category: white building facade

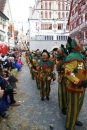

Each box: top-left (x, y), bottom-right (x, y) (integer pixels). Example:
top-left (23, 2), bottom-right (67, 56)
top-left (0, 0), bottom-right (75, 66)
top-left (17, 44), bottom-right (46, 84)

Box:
top-left (28, 0), bottom-right (70, 46)
top-left (0, 0), bottom-right (14, 47)
top-left (0, 11), bottom-right (8, 41)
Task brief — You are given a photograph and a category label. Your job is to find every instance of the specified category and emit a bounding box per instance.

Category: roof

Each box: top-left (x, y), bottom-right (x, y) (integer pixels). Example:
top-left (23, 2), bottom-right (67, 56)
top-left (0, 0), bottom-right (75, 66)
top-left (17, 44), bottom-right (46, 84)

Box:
top-left (0, 11), bottom-right (9, 20)
top-left (0, 0), bottom-right (6, 12)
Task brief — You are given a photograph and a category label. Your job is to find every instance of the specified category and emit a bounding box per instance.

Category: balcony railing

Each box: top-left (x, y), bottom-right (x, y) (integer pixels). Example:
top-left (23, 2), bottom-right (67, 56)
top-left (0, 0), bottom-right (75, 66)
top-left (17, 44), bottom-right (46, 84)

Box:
top-left (70, 21), bottom-right (87, 35)
top-left (79, 22), bottom-right (86, 29)
top-left (70, 26), bottom-right (79, 35)
top-left (70, 12), bottom-right (78, 22)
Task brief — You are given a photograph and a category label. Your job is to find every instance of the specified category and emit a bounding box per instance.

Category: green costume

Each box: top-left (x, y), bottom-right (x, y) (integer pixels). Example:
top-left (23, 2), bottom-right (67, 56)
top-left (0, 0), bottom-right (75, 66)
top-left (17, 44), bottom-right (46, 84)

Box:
top-left (32, 55), bottom-right (41, 89)
top-left (65, 38), bottom-right (86, 130)
top-left (49, 54), bottom-right (56, 64)
top-left (56, 45), bottom-right (67, 114)
top-left (28, 52), bottom-right (35, 80)
top-left (37, 59), bottom-right (56, 100)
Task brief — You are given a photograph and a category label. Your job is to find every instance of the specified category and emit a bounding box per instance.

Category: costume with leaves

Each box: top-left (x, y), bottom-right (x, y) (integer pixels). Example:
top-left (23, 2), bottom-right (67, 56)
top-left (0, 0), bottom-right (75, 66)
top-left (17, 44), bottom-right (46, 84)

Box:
top-left (32, 51), bottom-right (42, 89)
top-left (65, 37), bottom-right (86, 130)
top-left (36, 50), bottom-right (56, 100)
top-left (56, 44), bottom-right (68, 114)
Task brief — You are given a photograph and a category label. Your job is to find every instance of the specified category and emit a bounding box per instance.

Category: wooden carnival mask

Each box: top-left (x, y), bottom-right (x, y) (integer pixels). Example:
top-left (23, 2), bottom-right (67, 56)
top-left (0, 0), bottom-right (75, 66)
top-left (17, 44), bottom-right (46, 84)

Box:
top-left (57, 48), bottom-right (62, 57)
top-left (42, 52), bottom-right (48, 61)
top-left (36, 50), bottom-right (41, 57)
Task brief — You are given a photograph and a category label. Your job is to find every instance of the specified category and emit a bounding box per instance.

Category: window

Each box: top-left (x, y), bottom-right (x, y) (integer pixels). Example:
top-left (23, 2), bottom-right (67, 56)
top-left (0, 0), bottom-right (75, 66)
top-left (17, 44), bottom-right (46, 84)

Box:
top-left (49, 12), bottom-right (51, 18)
top-left (35, 35), bottom-right (45, 40)
top-left (49, 2), bottom-right (51, 9)
top-left (58, 24), bottom-right (62, 30)
top-left (41, 4), bottom-right (43, 9)
top-left (45, 2), bottom-right (47, 9)
top-left (85, 31), bottom-right (87, 39)
top-left (66, 5), bottom-right (68, 10)
top-left (62, 4), bottom-right (64, 10)
top-left (49, 24), bottom-right (52, 29)
top-left (79, 18), bottom-right (81, 25)
top-left (76, 19), bottom-right (79, 26)
top-left (81, 17), bottom-right (83, 23)
top-left (41, 11), bottom-right (43, 18)
top-left (47, 36), bottom-right (51, 40)
top-left (75, 7), bottom-right (77, 13)
top-left (0, 35), bottom-right (4, 41)
top-left (57, 35), bottom-right (64, 40)
top-left (59, 36), bottom-right (60, 40)
top-left (62, 12), bottom-right (64, 19)
top-left (58, 12), bottom-right (60, 19)
top-left (61, 36), bottom-right (63, 40)
top-left (85, 14), bottom-right (87, 22)
top-left (41, 24), bottom-right (52, 30)
top-left (74, 22), bottom-right (76, 28)
top-left (45, 12), bottom-right (47, 18)
top-left (44, 35), bottom-right (53, 40)
top-left (66, 25), bottom-right (69, 30)
top-left (72, 10), bottom-right (74, 16)
top-left (78, 3), bottom-right (81, 15)
top-left (70, 25), bottom-right (72, 31)
top-left (64, 36), bottom-right (65, 40)
top-left (66, 12), bottom-right (69, 18)
top-left (58, 3), bottom-right (60, 10)
top-left (41, 24), bottom-right (43, 30)
top-left (81, 0), bottom-right (86, 5)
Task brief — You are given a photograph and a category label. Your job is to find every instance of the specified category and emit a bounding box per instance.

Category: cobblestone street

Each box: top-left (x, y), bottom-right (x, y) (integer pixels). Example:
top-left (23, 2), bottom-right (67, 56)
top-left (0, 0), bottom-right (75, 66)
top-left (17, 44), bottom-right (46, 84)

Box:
top-left (0, 57), bottom-right (87, 130)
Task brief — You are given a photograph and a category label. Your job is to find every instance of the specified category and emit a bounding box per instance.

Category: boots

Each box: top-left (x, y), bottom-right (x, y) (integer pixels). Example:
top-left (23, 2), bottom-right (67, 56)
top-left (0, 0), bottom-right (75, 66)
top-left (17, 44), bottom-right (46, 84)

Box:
top-left (62, 109), bottom-right (67, 115)
top-left (46, 96), bottom-right (49, 100)
top-left (75, 121), bottom-right (83, 126)
top-left (41, 97), bottom-right (44, 101)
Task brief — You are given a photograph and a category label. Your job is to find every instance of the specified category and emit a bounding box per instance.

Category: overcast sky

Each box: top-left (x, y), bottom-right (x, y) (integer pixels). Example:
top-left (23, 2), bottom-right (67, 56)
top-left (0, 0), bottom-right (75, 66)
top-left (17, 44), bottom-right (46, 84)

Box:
top-left (9, 0), bottom-right (35, 31)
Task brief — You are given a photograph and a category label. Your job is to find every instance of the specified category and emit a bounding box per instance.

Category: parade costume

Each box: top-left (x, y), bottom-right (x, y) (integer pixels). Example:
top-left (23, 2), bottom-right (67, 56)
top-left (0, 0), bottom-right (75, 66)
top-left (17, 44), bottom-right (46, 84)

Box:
top-left (65, 38), bottom-right (87, 130)
top-left (49, 54), bottom-right (56, 64)
top-left (28, 52), bottom-right (35, 80)
top-left (32, 50), bottom-right (41, 89)
top-left (36, 50), bottom-right (56, 101)
top-left (56, 45), bottom-right (68, 115)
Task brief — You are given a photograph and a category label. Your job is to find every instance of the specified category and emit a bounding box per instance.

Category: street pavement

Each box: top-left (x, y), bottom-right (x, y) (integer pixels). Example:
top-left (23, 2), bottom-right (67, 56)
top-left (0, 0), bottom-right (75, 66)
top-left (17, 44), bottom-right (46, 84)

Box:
top-left (0, 57), bottom-right (87, 130)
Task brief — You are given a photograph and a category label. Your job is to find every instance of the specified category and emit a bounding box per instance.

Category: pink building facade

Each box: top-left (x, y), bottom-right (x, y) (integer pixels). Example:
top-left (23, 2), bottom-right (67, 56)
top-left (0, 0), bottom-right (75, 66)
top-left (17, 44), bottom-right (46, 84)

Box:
top-left (68, 0), bottom-right (87, 45)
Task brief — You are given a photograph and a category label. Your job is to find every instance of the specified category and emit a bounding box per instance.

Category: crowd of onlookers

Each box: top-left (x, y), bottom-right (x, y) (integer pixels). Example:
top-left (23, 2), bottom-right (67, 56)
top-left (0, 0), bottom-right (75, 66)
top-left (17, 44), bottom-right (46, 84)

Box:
top-left (0, 48), bottom-right (23, 118)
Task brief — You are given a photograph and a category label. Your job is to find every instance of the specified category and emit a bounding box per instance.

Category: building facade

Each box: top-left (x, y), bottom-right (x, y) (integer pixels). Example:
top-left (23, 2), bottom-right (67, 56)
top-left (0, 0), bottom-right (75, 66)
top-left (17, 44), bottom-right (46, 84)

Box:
top-left (68, 0), bottom-right (87, 45)
top-left (28, 0), bottom-right (70, 43)
top-left (0, 11), bottom-right (9, 43)
top-left (14, 30), bottom-right (19, 45)
top-left (0, 0), bottom-right (14, 47)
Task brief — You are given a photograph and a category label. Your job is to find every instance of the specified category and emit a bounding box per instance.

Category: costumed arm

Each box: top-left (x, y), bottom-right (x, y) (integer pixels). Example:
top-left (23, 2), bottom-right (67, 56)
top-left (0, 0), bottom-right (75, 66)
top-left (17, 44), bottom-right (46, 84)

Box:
top-left (56, 59), bottom-right (62, 71)
top-left (32, 59), bottom-right (37, 69)
top-left (65, 61), bottom-right (81, 85)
